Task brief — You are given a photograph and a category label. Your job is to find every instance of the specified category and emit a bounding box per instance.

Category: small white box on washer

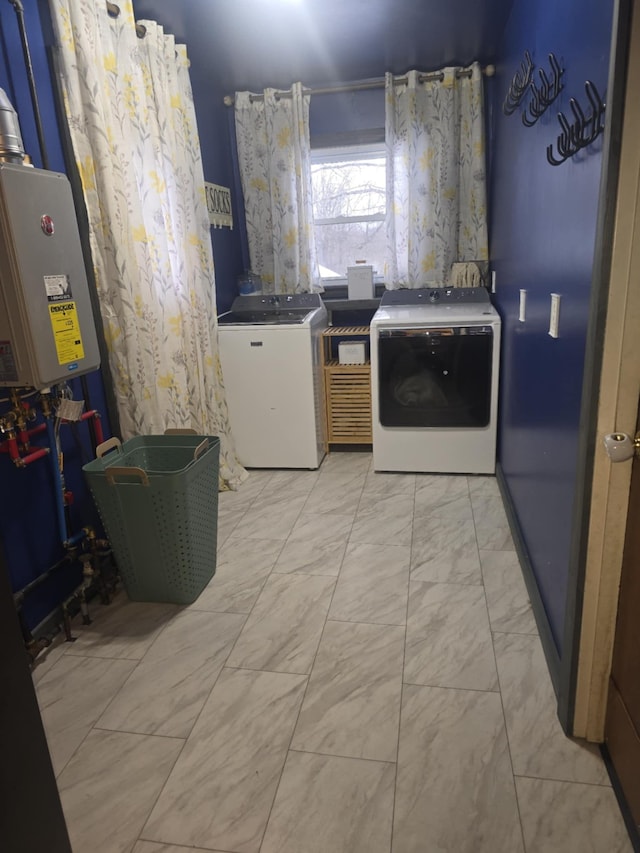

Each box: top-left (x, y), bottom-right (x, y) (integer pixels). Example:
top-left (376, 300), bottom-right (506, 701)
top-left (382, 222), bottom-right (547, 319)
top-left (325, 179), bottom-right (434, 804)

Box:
top-left (347, 265), bottom-right (374, 299)
top-left (338, 341), bottom-right (366, 364)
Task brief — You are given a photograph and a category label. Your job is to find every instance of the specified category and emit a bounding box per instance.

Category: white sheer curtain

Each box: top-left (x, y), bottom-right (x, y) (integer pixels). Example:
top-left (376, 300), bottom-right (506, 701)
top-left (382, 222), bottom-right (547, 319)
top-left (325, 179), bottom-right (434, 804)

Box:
top-left (234, 83), bottom-right (320, 294)
top-left (385, 64), bottom-right (488, 289)
top-left (49, 0), bottom-right (245, 488)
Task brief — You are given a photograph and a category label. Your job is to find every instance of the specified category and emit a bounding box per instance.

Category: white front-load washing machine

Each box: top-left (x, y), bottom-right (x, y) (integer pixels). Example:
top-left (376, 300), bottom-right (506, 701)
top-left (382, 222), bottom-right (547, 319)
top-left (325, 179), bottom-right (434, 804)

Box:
top-left (218, 293), bottom-right (327, 469)
top-left (370, 287), bottom-right (501, 474)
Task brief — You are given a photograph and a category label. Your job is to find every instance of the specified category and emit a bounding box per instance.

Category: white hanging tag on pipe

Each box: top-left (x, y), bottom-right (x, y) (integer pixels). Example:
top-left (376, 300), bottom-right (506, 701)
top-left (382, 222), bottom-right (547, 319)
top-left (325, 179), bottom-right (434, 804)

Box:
top-left (56, 398), bottom-right (85, 421)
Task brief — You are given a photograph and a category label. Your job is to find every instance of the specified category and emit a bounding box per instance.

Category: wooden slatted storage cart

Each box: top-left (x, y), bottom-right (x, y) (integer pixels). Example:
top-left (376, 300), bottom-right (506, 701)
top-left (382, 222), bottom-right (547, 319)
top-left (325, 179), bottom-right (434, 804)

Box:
top-left (321, 326), bottom-right (372, 449)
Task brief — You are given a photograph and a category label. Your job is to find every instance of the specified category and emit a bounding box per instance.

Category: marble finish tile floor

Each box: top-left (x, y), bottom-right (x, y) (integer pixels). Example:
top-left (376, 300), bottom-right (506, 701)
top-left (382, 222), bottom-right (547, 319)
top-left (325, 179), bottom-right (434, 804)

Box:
top-left (33, 455), bottom-right (632, 853)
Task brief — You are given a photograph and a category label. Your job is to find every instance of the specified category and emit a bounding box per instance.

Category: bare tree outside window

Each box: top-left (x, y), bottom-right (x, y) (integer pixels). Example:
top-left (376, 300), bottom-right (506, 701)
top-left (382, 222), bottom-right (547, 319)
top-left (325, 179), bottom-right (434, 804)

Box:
top-left (311, 145), bottom-right (386, 281)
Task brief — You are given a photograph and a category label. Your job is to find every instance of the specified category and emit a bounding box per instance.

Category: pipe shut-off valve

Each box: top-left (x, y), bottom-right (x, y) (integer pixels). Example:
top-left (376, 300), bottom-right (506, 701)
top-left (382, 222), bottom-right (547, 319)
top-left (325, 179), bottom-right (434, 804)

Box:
top-left (603, 432), bottom-right (640, 463)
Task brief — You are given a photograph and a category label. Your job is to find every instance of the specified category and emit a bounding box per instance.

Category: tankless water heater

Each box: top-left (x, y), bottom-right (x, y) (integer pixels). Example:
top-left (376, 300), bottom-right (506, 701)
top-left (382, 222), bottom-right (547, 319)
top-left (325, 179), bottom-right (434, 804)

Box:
top-left (0, 162), bottom-right (100, 388)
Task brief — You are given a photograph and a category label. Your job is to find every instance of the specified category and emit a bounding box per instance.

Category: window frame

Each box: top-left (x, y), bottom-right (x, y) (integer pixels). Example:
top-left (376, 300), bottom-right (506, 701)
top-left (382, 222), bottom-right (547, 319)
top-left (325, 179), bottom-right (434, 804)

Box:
top-left (310, 141), bottom-right (387, 287)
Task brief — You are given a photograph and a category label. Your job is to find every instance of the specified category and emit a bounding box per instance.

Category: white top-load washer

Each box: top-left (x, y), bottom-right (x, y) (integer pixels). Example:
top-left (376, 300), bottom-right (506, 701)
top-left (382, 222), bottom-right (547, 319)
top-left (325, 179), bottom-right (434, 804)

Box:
top-left (218, 293), bottom-right (327, 469)
top-left (370, 287), bottom-right (501, 474)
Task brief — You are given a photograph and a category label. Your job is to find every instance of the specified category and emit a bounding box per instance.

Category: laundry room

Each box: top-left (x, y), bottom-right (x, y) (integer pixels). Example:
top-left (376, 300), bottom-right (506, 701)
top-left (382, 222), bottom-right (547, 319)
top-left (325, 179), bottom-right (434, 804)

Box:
top-left (1, 0), bottom-right (639, 851)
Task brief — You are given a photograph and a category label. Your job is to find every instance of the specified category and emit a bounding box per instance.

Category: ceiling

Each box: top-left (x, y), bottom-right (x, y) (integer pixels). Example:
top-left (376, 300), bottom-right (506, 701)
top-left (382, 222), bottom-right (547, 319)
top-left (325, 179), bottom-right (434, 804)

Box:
top-left (132, 0), bottom-right (515, 94)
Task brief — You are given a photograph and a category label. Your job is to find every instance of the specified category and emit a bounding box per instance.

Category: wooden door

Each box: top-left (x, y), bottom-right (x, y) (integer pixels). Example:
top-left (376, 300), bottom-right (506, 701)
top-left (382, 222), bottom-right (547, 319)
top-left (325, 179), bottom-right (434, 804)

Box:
top-left (605, 414), bottom-right (640, 830)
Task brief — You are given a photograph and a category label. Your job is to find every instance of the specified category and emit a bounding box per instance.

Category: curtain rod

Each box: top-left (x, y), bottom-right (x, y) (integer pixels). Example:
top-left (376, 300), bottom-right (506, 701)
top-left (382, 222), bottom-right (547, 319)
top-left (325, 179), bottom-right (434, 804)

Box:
top-left (223, 64), bottom-right (495, 106)
top-left (106, 1), bottom-right (147, 39)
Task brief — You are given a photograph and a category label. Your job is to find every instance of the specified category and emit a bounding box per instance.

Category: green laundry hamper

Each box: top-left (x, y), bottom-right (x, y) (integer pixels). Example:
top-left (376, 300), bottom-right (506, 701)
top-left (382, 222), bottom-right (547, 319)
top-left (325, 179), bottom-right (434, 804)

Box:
top-left (83, 434), bottom-right (220, 604)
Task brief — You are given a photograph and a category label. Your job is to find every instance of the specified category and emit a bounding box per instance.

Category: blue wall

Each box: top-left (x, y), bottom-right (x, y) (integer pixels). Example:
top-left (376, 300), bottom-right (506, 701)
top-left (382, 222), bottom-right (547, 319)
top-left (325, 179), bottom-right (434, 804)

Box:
top-left (489, 0), bottom-right (614, 652)
top-left (188, 64), bottom-right (245, 313)
top-left (0, 0), bottom-right (64, 171)
top-left (0, 1), bottom-right (112, 628)
top-left (310, 89), bottom-right (385, 139)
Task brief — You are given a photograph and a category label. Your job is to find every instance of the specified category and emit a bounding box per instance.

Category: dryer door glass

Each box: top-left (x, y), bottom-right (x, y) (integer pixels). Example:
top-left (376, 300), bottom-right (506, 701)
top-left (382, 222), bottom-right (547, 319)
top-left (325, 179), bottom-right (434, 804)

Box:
top-left (378, 326), bottom-right (493, 428)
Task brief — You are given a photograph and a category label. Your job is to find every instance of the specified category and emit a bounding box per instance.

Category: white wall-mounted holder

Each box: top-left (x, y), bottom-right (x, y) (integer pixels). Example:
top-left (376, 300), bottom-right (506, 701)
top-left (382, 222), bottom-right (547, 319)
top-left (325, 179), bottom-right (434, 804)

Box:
top-left (549, 292), bottom-right (561, 338)
top-left (519, 289), bottom-right (527, 322)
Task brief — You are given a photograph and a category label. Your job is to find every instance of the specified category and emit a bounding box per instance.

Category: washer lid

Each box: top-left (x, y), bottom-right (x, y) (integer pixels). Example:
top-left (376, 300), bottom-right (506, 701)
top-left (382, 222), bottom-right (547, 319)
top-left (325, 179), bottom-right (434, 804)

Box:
top-left (218, 310), bottom-right (312, 325)
top-left (372, 302), bottom-right (499, 325)
top-left (218, 292), bottom-right (325, 327)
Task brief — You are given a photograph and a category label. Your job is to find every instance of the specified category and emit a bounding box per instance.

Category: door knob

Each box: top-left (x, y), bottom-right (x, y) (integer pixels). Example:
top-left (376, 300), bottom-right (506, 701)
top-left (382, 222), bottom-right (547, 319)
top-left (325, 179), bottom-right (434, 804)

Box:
top-left (603, 432), bottom-right (640, 462)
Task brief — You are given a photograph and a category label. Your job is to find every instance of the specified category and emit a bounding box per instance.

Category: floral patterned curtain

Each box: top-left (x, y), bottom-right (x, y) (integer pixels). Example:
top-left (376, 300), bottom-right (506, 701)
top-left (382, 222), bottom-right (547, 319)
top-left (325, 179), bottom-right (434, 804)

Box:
top-left (49, 0), bottom-right (245, 488)
top-left (385, 64), bottom-right (488, 289)
top-left (234, 83), bottom-right (320, 294)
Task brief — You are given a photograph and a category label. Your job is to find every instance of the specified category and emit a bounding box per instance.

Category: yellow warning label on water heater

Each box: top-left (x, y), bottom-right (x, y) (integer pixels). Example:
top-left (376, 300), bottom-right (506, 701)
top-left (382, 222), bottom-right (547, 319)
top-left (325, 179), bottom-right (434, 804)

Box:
top-left (49, 301), bottom-right (85, 365)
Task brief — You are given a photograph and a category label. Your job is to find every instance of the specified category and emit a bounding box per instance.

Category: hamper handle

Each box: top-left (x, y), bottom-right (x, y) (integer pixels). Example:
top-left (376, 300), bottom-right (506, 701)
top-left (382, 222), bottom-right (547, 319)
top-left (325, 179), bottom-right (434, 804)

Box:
top-left (194, 438), bottom-right (209, 460)
top-left (164, 428), bottom-right (198, 435)
top-left (105, 466), bottom-right (149, 486)
top-left (96, 437), bottom-right (122, 458)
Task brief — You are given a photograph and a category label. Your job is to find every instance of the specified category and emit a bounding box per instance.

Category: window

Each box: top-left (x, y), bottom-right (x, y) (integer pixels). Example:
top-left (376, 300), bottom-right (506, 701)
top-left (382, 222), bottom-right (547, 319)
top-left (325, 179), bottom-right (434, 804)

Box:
top-left (310, 144), bottom-right (386, 284)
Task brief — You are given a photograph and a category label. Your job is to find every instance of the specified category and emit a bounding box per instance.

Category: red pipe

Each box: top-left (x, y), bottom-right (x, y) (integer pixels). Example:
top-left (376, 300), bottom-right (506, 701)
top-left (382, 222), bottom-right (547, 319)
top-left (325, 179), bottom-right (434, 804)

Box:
top-left (93, 413), bottom-right (104, 445)
top-left (5, 433), bottom-right (19, 461)
top-left (26, 422), bottom-right (47, 438)
top-left (2, 410), bottom-right (103, 464)
top-left (77, 410), bottom-right (104, 445)
top-left (11, 421), bottom-right (47, 452)
top-left (17, 447), bottom-right (49, 467)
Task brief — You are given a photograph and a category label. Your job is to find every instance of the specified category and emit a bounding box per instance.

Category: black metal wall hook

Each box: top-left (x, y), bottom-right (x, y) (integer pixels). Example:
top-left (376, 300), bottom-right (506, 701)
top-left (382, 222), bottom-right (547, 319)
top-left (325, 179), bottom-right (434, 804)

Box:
top-left (522, 53), bottom-right (564, 126)
top-left (546, 81), bottom-right (606, 166)
top-left (503, 50), bottom-right (535, 116)
top-left (583, 80), bottom-right (607, 141)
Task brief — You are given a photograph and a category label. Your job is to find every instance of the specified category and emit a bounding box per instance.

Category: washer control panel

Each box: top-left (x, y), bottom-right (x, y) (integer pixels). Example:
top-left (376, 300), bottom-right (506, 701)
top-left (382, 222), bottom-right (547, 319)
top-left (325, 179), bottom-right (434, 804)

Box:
top-left (380, 287), bottom-right (490, 307)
